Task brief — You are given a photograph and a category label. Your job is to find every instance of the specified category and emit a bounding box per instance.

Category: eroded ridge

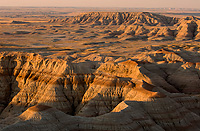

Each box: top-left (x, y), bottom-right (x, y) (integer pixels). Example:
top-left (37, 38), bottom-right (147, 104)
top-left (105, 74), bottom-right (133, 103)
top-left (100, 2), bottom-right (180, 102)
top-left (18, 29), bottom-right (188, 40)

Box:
top-left (0, 44), bottom-right (200, 130)
top-left (49, 12), bottom-right (178, 26)
top-left (49, 12), bottom-right (200, 41)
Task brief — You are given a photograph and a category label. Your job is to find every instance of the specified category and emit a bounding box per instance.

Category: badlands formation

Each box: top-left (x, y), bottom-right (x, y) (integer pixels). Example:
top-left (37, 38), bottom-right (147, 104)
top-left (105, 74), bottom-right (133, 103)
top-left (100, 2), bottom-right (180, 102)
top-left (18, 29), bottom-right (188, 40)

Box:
top-left (50, 12), bottom-right (200, 41)
top-left (0, 11), bottom-right (200, 130)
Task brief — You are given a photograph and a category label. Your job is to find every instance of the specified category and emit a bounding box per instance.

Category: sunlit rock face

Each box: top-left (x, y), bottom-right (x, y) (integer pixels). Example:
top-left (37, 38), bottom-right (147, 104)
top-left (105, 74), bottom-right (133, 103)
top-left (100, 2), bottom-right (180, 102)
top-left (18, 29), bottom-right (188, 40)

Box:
top-left (49, 12), bottom-right (200, 41)
top-left (0, 44), bottom-right (200, 130)
top-left (63, 12), bottom-right (178, 26)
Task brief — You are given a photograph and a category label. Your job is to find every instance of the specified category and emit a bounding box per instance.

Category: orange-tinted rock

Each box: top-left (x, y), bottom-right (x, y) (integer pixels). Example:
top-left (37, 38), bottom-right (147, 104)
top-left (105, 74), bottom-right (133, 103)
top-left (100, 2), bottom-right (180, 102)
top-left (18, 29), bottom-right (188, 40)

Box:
top-left (0, 45), bottom-right (200, 130)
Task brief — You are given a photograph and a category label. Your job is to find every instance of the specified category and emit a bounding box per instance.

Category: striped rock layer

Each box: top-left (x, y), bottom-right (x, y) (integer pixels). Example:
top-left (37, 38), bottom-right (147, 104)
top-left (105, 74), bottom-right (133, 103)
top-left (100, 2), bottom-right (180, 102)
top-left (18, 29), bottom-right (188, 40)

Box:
top-left (49, 12), bottom-right (200, 41)
top-left (0, 46), bottom-right (200, 130)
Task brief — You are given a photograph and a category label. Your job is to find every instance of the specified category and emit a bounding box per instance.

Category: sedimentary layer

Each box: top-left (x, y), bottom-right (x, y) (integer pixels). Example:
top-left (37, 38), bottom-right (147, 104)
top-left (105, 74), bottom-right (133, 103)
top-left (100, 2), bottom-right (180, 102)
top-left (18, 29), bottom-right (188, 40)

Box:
top-left (49, 12), bottom-right (200, 41)
top-left (0, 44), bottom-right (200, 130)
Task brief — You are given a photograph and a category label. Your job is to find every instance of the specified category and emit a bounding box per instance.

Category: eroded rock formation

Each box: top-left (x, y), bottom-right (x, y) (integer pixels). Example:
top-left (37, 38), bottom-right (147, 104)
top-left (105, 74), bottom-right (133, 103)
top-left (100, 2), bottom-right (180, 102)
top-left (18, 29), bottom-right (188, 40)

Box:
top-left (49, 12), bottom-right (200, 41)
top-left (0, 44), bottom-right (200, 130)
top-left (49, 12), bottom-right (178, 26)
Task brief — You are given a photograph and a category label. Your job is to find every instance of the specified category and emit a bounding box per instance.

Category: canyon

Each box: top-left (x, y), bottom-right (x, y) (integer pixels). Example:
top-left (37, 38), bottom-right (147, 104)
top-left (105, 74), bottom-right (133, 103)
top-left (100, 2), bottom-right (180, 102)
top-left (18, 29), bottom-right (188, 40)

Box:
top-left (0, 9), bottom-right (200, 130)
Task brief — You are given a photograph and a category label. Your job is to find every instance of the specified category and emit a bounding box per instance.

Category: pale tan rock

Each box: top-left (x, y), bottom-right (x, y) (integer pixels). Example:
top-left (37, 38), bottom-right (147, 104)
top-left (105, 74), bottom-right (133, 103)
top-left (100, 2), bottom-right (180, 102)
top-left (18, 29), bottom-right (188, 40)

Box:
top-left (48, 12), bottom-right (200, 41)
top-left (0, 45), bottom-right (200, 130)
top-left (176, 19), bottom-right (198, 40)
top-left (148, 27), bottom-right (174, 41)
top-left (50, 12), bottom-right (178, 26)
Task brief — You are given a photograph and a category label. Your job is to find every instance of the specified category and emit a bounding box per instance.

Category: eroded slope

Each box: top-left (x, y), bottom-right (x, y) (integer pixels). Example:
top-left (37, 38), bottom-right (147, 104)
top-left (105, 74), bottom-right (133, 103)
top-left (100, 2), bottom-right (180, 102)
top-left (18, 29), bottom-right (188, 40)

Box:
top-left (0, 44), bottom-right (200, 130)
top-left (57, 12), bottom-right (178, 26)
top-left (49, 12), bottom-right (200, 41)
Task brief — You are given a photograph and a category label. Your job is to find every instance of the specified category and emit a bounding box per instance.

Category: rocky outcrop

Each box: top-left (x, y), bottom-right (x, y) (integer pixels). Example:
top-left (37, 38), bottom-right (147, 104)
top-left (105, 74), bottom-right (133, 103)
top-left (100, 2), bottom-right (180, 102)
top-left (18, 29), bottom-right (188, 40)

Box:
top-left (48, 12), bottom-right (200, 41)
top-left (175, 20), bottom-right (198, 40)
top-left (148, 27), bottom-right (174, 41)
top-left (2, 92), bottom-right (200, 131)
top-left (0, 46), bottom-right (200, 130)
top-left (0, 52), bottom-right (96, 118)
top-left (49, 12), bottom-right (178, 26)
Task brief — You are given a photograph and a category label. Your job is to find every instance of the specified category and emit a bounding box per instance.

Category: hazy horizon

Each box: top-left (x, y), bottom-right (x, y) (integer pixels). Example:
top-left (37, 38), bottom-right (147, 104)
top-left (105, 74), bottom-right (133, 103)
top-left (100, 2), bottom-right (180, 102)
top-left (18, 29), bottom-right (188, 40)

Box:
top-left (0, 0), bottom-right (200, 9)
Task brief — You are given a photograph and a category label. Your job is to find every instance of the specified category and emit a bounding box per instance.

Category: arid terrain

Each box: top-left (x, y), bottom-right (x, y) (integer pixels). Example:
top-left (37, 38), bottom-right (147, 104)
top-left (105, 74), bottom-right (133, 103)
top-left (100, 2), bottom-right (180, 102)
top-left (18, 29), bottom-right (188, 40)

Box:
top-left (0, 7), bottom-right (200, 131)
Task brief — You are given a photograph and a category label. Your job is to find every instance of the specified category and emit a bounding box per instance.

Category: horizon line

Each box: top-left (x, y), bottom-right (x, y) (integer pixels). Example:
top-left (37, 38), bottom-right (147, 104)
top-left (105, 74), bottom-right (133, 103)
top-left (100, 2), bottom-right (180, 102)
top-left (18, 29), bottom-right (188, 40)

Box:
top-left (0, 6), bottom-right (200, 10)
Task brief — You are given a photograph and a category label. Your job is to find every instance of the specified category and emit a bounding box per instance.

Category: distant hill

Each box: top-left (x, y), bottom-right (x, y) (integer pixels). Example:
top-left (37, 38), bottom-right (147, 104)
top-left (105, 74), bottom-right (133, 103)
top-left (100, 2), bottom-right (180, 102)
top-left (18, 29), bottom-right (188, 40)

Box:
top-left (49, 12), bottom-right (179, 26)
top-left (49, 12), bottom-right (200, 41)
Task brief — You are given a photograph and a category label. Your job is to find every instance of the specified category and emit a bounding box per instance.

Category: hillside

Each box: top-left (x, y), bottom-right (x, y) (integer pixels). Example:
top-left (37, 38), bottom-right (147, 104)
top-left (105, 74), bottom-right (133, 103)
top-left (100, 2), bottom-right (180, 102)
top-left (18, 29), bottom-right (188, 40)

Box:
top-left (1, 10), bottom-right (200, 131)
top-left (49, 12), bottom-right (179, 26)
top-left (49, 12), bottom-right (200, 41)
top-left (1, 44), bottom-right (200, 130)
